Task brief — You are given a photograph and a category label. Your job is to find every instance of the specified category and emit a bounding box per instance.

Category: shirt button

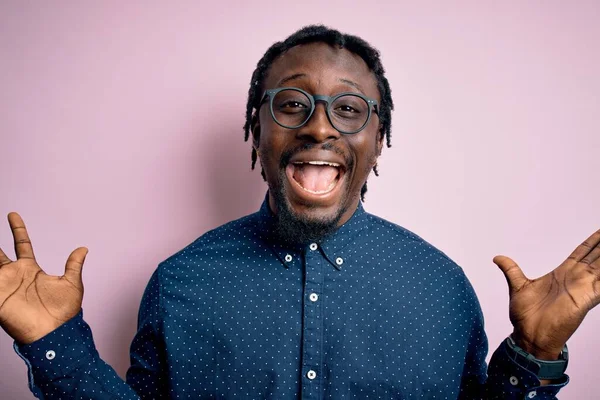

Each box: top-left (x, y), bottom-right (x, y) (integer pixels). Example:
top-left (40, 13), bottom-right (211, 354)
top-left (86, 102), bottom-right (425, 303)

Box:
top-left (527, 391), bottom-right (537, 398)
top-left (306, 370), bottom-right (317, 380)
top-left (335, 257), bottom-right (344, 266)
top-left (309, 293), bottom-right (319, 302)
top-left (45, 350), bottom-right (56, 360)
top-left (284, 254), bottom-right (293, 262)
top-left (309, 243), bottom-right (318, 251)
top-left (509, 376), bottom-right (519, 386)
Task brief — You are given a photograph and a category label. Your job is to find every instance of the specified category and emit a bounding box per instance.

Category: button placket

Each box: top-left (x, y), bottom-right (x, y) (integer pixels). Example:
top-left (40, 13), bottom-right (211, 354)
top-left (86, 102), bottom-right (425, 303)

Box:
top-left (301, 243), bottom-right (325, 397)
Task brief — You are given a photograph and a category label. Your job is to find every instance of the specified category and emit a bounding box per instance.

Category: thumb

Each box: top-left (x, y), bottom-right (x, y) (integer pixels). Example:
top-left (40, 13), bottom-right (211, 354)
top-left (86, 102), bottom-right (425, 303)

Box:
top-left (493, 255), bottom-right (528, 294)
top-left (64, 247), bottom-right (88, 285)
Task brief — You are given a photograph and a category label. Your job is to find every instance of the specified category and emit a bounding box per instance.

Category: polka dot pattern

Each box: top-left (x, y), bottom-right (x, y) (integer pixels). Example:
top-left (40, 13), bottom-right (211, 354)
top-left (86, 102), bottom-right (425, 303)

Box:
top-left (14, 199), bottom-right (567, 398)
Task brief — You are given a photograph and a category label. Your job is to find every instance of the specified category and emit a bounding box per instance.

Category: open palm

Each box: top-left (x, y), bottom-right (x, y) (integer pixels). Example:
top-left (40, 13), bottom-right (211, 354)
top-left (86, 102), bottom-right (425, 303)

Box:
top-left (0, 212), bottom-right (88, 344)
top-left (494, 229), bottom-right (600, 359)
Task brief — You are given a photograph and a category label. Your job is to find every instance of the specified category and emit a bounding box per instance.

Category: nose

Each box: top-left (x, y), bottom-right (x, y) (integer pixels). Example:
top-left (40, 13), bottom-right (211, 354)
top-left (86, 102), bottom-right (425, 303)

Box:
top-left (296, 102), bottom-right (340, 143)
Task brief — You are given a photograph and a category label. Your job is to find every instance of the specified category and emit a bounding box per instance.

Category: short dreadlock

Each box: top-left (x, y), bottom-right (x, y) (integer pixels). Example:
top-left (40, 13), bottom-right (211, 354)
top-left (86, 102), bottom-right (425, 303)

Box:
top-left (243, 25), bottom-right (394, 200)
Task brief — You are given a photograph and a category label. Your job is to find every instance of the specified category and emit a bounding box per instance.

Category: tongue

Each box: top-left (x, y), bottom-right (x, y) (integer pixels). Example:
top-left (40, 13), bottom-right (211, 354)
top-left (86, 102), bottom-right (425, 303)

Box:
top-left (293, 164), bottom-right (339, 192)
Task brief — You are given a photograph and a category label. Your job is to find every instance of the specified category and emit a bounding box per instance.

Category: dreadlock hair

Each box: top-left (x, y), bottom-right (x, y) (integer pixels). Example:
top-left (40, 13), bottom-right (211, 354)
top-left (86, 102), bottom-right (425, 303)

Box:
top-left (243, 25), bottom-right (394, 200)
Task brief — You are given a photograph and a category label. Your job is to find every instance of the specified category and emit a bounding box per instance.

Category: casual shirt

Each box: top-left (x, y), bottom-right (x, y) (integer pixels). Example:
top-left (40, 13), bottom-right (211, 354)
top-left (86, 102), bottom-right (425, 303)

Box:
top-left (15, 198), bottom-right (568, 399)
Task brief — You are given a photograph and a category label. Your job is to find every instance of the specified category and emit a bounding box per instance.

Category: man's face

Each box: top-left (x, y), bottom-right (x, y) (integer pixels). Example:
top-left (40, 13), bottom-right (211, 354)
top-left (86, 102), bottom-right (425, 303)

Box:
top-left (252, 42), bottom-right (383, 241)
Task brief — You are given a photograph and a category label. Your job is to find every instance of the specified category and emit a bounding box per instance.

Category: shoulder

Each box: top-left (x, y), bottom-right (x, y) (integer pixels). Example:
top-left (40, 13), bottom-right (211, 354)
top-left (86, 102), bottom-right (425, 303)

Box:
top-left (361, 212), bottom-right (476, 287)
top-left (156, 211), bottom-right (264, 273)
top-left (359, 211), bottom-right (482, 312)
top-left (363, 211), bottom-right (456, 264)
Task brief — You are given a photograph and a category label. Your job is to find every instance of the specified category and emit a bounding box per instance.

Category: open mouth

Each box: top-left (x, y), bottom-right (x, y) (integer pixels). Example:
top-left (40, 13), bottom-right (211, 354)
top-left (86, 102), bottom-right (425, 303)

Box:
top-left (286, 161), bottom-right (343, 196)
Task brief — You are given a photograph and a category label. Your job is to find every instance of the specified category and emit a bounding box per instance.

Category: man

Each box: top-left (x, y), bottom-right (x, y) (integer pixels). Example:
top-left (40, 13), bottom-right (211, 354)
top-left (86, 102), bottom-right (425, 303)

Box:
top-left (0, 25), bottom-right (598, 399)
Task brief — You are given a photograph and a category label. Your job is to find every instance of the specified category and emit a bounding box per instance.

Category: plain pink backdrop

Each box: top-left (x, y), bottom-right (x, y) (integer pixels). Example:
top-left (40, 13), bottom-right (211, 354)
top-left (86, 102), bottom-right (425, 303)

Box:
top-left (1, 1), bottom-right (599, 398)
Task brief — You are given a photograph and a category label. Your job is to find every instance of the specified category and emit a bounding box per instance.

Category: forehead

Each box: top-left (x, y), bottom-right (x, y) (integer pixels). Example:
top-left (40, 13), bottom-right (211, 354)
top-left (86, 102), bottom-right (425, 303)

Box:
top-left (263, 42), bottom-right (379, 100)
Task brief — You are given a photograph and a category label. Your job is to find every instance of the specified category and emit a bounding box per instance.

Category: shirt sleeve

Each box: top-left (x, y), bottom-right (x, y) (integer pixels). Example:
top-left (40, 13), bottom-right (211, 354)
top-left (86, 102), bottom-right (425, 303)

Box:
top-left (456, 271), bottom-right (569, 399)
top-left (484, 340), bottom-right (569, 399)
top-left (13, 269), bottom-right (167, 399)
top-left (14, 311), bottom-right (139, 399)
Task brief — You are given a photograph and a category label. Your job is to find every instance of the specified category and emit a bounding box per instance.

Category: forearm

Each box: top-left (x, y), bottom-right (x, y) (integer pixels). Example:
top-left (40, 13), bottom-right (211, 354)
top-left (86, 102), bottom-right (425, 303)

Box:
top-left (14, 311), bottom-right (143, 399)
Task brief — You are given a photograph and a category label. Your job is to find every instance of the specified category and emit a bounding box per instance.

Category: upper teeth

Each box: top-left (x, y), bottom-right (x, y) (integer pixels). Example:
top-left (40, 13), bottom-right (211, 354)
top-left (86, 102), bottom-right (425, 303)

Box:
top-left (293, 161), bottom-right (340, 167)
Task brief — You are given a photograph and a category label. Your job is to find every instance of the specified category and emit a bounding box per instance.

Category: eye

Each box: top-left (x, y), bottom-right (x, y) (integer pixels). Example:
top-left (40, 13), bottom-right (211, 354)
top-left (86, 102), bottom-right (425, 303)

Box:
top-left (277, 100), bottom-right (310, 115)
top-left (281, 101), bottom-right (308, 109)
top-left (336, 105), bottom-right (359, 113)
top-left (331, 95), bottom-right (368, 120)
top-left (333, 104), bottom-right (364, 118)
top-left (272, 89), bottom-right (312, 115)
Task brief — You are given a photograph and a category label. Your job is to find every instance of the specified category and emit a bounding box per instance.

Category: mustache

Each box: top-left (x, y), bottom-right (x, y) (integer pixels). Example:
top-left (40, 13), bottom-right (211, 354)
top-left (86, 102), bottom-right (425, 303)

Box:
top-left (279, 142), bottom-right (353, 169)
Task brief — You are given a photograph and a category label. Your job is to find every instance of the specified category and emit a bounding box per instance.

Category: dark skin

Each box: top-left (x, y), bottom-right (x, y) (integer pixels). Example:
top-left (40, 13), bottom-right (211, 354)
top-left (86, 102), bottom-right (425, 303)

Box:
top-left (252, 43), bottom-right (383, 228)
top-left (1, 42), bottom-right (599, 391)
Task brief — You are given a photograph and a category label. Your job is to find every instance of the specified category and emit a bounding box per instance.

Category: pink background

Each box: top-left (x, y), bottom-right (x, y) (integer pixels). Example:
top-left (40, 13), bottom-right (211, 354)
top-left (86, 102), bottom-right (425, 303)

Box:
top-left (1, 1), bottom-right (599, 398)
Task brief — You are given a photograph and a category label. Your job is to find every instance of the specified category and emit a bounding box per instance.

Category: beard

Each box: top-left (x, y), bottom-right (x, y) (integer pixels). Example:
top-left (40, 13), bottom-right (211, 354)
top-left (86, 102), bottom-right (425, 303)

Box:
top-left (266, 142), bottom-right (355, 245)
top-left (269, 183), bottom-right (346, 245)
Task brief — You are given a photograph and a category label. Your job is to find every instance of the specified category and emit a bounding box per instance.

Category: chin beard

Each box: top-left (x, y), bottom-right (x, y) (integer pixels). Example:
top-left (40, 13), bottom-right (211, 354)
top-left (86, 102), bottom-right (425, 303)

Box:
top-left (263, 142), bottom-right (356, 245)
top-left (269, 184), bottom-right (347, 245)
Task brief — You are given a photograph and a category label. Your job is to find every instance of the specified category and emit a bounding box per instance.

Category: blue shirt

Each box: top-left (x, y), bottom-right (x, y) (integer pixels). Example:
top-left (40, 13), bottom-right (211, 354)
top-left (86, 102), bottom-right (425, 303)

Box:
top-left (15, 198), bottom-right (567, 399)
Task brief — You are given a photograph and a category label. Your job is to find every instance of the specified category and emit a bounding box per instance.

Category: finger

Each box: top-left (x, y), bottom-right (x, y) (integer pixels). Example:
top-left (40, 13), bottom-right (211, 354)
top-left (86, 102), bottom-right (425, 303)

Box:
top-left (592, 281), bottom-right (600, 308)
top-left (493, 255), bottom-right (528, 293)
top-left (567, 229), bottom-right (600, 263)
top-left (7, 212), bottom-right (36, 260)
top-left (582, 241), bottom-right (600, 266)
top-left (63, 247), bottom-right (88, 285)
top-left (0, 246), bottom-right (13, 267)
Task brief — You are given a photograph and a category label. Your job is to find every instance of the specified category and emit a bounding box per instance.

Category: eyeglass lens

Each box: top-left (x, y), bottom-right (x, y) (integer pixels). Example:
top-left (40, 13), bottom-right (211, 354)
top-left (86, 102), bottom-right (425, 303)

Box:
top-left (271, 89), bottom-right (370, 133)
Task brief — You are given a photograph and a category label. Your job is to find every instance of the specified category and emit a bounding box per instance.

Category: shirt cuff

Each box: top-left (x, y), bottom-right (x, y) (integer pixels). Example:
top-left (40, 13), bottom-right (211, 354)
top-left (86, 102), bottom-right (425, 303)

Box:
top-left (13, 310), bottom-right (98, 383)
top-left (488, 339), bottom-right (569, 398)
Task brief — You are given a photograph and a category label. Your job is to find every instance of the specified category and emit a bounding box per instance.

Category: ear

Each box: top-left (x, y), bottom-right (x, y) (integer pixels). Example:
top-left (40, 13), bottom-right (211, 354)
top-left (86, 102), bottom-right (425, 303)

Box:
top-left (376, 126), bottom-right (384, 156)
top-left (251, 114), bottom-right (260, 150)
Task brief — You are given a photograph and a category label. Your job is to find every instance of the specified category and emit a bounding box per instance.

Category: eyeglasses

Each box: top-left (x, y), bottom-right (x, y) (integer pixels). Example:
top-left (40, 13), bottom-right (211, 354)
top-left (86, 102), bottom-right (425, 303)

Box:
top-left (259, 87), bottom-right (379, 135)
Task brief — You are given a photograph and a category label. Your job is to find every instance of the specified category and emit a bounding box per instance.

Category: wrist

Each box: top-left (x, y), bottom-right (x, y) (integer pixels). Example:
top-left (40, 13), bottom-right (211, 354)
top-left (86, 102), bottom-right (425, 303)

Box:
top-left (510, 331), bottom-right (563, 361)
top-left (13, 310), bottom-right (81, 345)
top-left (505, 335), bottom-right (569, 380)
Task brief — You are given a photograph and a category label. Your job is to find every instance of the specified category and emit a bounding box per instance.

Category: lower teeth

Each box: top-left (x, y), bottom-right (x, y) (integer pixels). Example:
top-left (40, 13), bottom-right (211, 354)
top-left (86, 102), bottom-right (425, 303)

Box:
top-left (297, 179), bottom-right (338, 194)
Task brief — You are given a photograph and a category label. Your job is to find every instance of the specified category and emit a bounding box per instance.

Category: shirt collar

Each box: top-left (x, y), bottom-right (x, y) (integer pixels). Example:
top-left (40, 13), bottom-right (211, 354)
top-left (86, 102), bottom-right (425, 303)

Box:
top-left (257, 193), bottom-right (369, 270)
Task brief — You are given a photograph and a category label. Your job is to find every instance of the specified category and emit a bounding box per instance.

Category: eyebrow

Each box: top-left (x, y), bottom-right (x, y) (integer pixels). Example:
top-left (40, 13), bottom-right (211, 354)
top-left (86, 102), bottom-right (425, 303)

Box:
top-left (339, 78), bottom-right (364, 93)
top-left (276, 74), bottom-right (365, 94)
top-left (277, 73), bottom-right (306, 87)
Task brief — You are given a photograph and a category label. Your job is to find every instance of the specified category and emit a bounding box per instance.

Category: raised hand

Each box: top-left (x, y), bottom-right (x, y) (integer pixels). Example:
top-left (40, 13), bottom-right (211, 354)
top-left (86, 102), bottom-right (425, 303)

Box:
top-left (494, 229), bottom-right (600, 360)
top-left (0, 212), bottom-right (88, 344)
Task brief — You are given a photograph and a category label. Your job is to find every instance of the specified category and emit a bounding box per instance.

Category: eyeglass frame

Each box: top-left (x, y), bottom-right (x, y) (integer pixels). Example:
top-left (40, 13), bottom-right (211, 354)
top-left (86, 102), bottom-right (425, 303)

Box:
top-left (259, 87), bottom-right (379, 135)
